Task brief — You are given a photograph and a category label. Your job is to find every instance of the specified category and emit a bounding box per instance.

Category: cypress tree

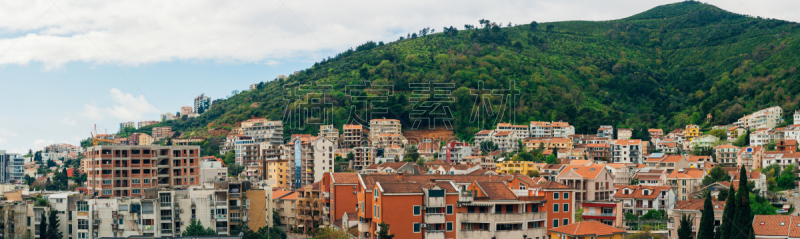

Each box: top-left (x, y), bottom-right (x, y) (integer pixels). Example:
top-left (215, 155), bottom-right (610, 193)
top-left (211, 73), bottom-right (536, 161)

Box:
top-left (720, 186), bottom-right (737, 239)
top-left (39, 211), bottom-right (47, 239)
top-left (678, 214), bottom-right (694, 239)
top-left (731, 166), bottom-right (754, 239)
top-left (697, 192), bottom-right (716, 239)
top-left (47, 210), bottom-right (63, 239)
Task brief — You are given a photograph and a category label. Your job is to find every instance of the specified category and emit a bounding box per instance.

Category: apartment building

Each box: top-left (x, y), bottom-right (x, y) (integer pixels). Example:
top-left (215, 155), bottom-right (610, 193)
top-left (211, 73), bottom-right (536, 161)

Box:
top-left (321, 172), bottom-right (360, 224)
top-left (656, 141), bottom-right (679, 153)
top-left (84, 145), bottom-right (201, 197)
top-left (492, 131), bottom-right (518, 152)
top-left (138, 120), bottom-right (159, 128)
top-left (763, 151), bottom-right (800, 172)
top-left (128, 133), bottom-right (153, 146)
top-left (529, 181), bottom-right (578, 229)
top-left (341, 124), bottom-right (364, 148)
top-left (362, 162), bottom-right (422, 174)
top-left (727, 126), bottom-right (747, 141)
top-left (180, 106), bottom-right (193, 116)
top-left (669, 199), bottom-right (725, 239)
top-left (368, 118), bottom-right (402, 141)
top-left (786, 124), bottom-right (800, 142)
top-left (274, 191), bottom-right (298, 231)
top-left (120, 121), bottom-right (135, 131)
top-left (355, 174), bottom-right (549, 239)
top-left (194, 94), bottom-right (212, 113)
top-left (370, 133), bottom-right (408, 148)
top-left (319, 125), bottom-right (339, 146)
top-left (351, 146), bottom-right (375, 171)
top-left (556, 164), bottom-right (615, 206)
top-left (241, 119), bottom-right (283, 145)
top-left (200, 156), bottom-right (227, 183)
top-left (0, 150), bottom-right (24, 183)
top-left (713, 144), bottom-right (740, 167)
top-left (584, 143), bottom-right (611, 161)
top-left (691, 135), bottom-right (719, 150)
top-left (610, 139), bottom-right (645, 163)
top-left (529, 121), bottom-right (575, 138)
top-left (441, 141), bottom-right (472, 164)
top-left (734, 106), bottom-right (783, 130)
top-left (667, 168), bottom-right (706, 201)
top-left (234, 136), bottom-right (255, 166)
top-left (296, 182), bottom-right (325, 232)
top-left (259, 142), bottom-right (287, 188)
top-left (648, 128), bottom-right (664, 139)
top-left (284, 136), bottom-right (335, 188)
top-left (777, 139), bottom-right (797, 151)
top-left (644, 153), bottom-right (689, 174)
top-left (160, 112), bottom-right (177, 121)
top-left (152, 126), bottom-right (173, 140)
top-left (603, 163), bottom-right (635, 186)
top-left (597, 125), bottom-right (614, 139)
top-left (684, 124), bottom-right (700, 141)
top-left (617, 128), bottom-right (632, 140)
top-left (524, 137), bottom-right (574, 151)
top-left (751, 128), bottom-right (777, 147)
top-left (173, 137), bottom-right (205, 146)
top-left (612, 185), bottom-right (675, 216)
top-left (633, 168), bottom-right (669, 186)
top-left (246, 187), bottom-right (275, 230)
top-left (687, 155), bottom-right (715, 170)
top-left (551, 122), bottom-right (575, 138)
top-left (738, 146), bottom-right (765, 171)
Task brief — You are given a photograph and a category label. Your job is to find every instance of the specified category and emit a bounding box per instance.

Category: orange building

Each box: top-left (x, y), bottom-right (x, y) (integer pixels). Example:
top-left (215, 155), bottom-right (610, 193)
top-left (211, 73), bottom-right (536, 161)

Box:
top-left (529, 181), bottom-right (578, 229)
top-left (354, 174), bottom-right (550, 238)
top-left (322, 172), bottom-right (360, 224)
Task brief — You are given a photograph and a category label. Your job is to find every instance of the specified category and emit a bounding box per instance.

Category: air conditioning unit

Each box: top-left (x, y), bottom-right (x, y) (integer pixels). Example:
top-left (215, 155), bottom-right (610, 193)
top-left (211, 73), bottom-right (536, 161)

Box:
top-left (420, 224), bottom-right (427, 228)
top-left (352, 186), bottom-right (356, 189)
top-left (180, 221), bottom-right (184, 225)
top-left (180, 209), bottom-right (184, 213)
top-left (352, 191), bottom-right (356, 194)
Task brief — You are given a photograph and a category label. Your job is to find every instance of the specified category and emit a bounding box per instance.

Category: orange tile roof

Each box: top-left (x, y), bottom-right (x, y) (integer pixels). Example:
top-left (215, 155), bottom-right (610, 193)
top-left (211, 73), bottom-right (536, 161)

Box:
top-left (343, 124), bottom-right (362, 130)
top-left (613, 185), bottom-right (672, 199)
top-left (674, 199), bottom-right (726, 211)
top-left (278, 192), bottom-right (297, 200)
top-left (662, 155), bottom-right (685, 163)
top-left (549, 221), bottom-right (626, 236)
top-left (331, 173), bottom-right (359, 184)
top-left (753, 215), bottom-right (798, 236)
top-left (713, 144), bottom-right (739, 149)
top-left (687, 155), bottom-right (711, 162)
top-left (370, 118), bottom-right (400, 122)
top-left (494, 130), bottom-right (513, 136)
top-left (557, 164), bottom-right (607, 179)
top-left (612, 139), bottom-right (643, 145)
top-left (667, 168), bottom-right (705, 179)
top-left (530, 181), bottom-right (574, 190)
top-left (476, 130), bottom-right (492, 135)
top-left (569, 160), bottom-right (592, 165)
top-left (476, 182), bottom-right (518, 200)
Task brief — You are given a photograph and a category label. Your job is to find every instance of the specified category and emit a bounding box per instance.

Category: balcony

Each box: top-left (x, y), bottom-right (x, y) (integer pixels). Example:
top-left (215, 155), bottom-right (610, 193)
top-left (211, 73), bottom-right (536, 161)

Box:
top-left (582, 213), bottom-right (616, 219)
top-left (143, 225), bottom-right (154, 231)
top-left (215, 214), bottom-right (228, 220)
top-left (161, 229), bottom-right (173, 235)
top-left (425, 230), bottom-right (445, 239)
top-left (458, 191), bottom-right (473, 202)
top-left (425, 213), bottom-right (445, 224)
top-left (217, 227), bottom-right (228, 233)
top-left (459, 212), bottom-right (546, 222)
top-left (358, 222), bottom-right (370, 232)
top-left (460, 227), bottom-right (547, 239)
top-left (216, 201), bottom-right (227, 207)
top-left (161, 216), bottom-right (172, 221)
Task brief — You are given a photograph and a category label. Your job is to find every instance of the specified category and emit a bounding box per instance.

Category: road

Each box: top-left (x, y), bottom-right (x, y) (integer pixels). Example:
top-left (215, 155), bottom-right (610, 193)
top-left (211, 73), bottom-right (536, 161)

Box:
top-left (777, 190), bottom-right (800, 216)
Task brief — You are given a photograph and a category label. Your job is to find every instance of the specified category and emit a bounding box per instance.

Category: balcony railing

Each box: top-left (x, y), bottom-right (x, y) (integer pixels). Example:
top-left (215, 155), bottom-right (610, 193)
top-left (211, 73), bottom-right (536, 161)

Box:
top-left (161, 216), bottom-right (172, 221)
top-left (582, 213), bottom-right (616, 217)
top-left (161, 229), bottom-right (172, 235)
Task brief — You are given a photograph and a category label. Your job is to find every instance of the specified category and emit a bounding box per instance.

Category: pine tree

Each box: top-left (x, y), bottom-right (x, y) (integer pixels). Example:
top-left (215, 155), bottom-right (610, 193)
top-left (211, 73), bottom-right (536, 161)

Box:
top-left (47, 210), bottom-right (63, 239)
top-left (697, 192), bottom-right (716, 239)
top-left (39, 211), bottom-right (47, 239)
top-left (678, 214), bottom-right (694, 239)
top-left (731, 166), bottom-right (754, 239)
top-left (377, 222), bottom-right (395, 239)
top-left (720, 186), bottom-right (737, 239)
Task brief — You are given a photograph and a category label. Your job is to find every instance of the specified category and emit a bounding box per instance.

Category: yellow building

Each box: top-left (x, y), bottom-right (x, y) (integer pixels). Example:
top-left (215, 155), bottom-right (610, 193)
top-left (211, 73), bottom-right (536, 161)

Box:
top-left (685, 124), bottom-right (701, 141)
top-left (495, 161), bottom-right (547, 175)
top-left (266, 159), bottom-right (290, 189)
top-left (524, 137), bottom-right (573, 151)
top-left (549, 221), bottom-right (626, 239)
top-left (246, 187), bottom-right (274, 229)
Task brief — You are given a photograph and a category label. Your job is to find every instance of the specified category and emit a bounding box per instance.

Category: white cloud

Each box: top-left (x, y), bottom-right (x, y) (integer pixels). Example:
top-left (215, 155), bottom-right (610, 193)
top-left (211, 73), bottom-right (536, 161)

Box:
top-left (0, 0), bottom-right (798, 68)
top-left (62, 117), bottom-right (77, 125)
top-left (0, 137), bottom-right (6, 144)
top-left (33, 139), bottom-right (55, 149)
top-left (80, 88), bottom-right (160, 121)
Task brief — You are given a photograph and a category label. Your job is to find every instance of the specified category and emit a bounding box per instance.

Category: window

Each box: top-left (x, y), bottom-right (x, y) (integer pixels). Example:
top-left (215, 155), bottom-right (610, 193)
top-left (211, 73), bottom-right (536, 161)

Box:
top-left (102, 180), bottom-right (111, 185)
top-left (446, 222), bottom-right (453, 231)
top-left (563, 203), bottom-right (569, 212)
top-left (133, 189), bottom-right (141, 194)
top-left (563, 192), bottom-right (569, 199)
top-left (144, 179), bottom-right (150, 184)
top-left (446, 205), bottom-right (453, 215)
top-left (553, 203), bottom-right (559, 212)
top-left (132, 179), bottom-right (141, 184)
top-left (413, 223), bottom-right (421, 232)
top-left (77, 202), bottom-right (88, 211)
top-left (78, 219), bottom-right (89, 229)
top-left (102, 190), bottom-right (111, 195)
top-left (78, 232), bottom-right (88, 239)
top-left (413, 206), bottom-right (421, 215)
top-left (553, 219), bottom-right (559, 227)
top-left (554, 193), bottom-right (559, 200)
top-left (563, 219), bottom-right (569, 226)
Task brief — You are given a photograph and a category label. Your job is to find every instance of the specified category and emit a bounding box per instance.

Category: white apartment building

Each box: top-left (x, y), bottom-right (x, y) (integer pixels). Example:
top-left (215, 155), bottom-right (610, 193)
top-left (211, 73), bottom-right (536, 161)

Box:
top-left (235, 136), bottom-right (255, 166)
top-left (734, 106), bottom-right (783, 130)
top-left (120, 121), bottom-right (135, 131)
top-left (200, 158), bottom-right (227, 183)
top-left (617, 129), bottom-right (632, 140)
top-left (319, 124), bottom-right (339, 146)
top-left (610, 139), bottom-right (645, 163)
top-left (241, 119), bottom-right (283, 145)
top-left (529, 121), bottom-right (575, 138)
top-left (750, 128), bottom-right (777, 147)
top-left (598, 125), bottom-right (614, 139)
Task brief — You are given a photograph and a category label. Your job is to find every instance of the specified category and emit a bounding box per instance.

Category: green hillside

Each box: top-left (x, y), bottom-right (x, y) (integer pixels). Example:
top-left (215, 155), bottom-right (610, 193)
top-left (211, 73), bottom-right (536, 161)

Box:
top-left (151, 1), bottom-right (800, 151)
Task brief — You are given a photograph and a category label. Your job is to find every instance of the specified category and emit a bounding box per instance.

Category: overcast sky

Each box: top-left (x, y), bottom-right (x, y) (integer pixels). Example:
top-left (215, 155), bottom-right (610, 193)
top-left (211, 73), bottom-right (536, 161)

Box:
top-left (1, 0), bottom-right (798, 154)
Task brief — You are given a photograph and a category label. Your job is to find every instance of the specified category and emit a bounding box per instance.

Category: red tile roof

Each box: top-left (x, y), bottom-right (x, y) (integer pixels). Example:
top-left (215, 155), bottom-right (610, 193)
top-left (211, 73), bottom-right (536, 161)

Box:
top-left (753, 215), bottom-right (799, 236)
top-left (674, 199), bottom-right (726, 211)
top-left (549, 221), bottom-right (626, 236)
top-left (331, 173), bottom-right (359, 184)
top-left (476, 182), bottom-right (518, 200)
top-left (613, 185), bottom-right (672, 199)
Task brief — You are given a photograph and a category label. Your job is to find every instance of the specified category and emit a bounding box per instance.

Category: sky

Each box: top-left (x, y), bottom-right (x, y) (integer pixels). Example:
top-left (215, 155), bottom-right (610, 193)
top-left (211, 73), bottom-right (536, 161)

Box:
top-left (1, 0), bottom-right (798, 154)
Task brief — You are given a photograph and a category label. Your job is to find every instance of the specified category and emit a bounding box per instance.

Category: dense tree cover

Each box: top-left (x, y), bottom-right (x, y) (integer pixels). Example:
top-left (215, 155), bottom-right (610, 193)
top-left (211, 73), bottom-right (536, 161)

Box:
top-left (678, 214), bottom-right (693, 239)
top-left (182, 219), bottom-right (217, 236)
top-left (115, 2), bottom-right (800, 155)
top-left (701, 165), bottom-right (730, 186)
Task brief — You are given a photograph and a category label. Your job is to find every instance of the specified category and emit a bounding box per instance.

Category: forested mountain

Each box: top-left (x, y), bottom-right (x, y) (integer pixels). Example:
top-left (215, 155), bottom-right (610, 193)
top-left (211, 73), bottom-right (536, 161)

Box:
top-left (154, 1), bottom-right (800, 147)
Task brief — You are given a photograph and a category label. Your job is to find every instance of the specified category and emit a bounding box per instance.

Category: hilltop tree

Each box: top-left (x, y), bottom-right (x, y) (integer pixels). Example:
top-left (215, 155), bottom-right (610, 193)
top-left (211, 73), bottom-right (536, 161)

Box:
top-left (697, 192), bottom-right (715, 239)
top-left (731, 166), bottom-right (754, 239)
top-left (530, 21), bottom-right (538, 31)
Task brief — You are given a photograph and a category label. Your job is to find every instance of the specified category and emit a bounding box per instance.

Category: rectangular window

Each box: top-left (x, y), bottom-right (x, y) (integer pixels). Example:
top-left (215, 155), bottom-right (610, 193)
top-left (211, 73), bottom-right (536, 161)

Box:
top-left (102, 190), bottom-right (111, 195)
top-left (563, 192), bottom-right (569, 199)
top-left (102, 180), bottom-right (111, 185)
top-left (563, 203), bottom-right (569, 212)
top-left (446, 205), bottom-right (453, 215)
top-left (506, 205), bottom-right (513, 213)
top-left (553, 203), bottom-right (559, 212)
top-left (144, 179), bottom-right (150, 184)
top-left (553, 219), bottom-right (559, 227)
top-left (413, 206), bottom-right (421, 215)
top-left (413, 223), bottom-right (420, 232)
top-left (446, 222), bottom-right (453, 231)
top-left (78, 219), bottom-right (88, 229)
top-left (563, 218), bottom-right (569, 226)
top-left (78, 232), bottom-right (88, 239)
top-left (77, 202), bottom-right (89, 212)
top-left (554, 193), bottom-right (559, 200)
top-left (133, 189), bottom-right (141, 194)
top-left (132, 179), bottom-right (141, 184)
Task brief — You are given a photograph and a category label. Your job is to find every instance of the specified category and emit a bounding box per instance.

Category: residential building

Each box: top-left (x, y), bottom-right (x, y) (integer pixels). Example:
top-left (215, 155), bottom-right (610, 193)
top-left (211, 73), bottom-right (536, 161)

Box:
top-left (685, 124), bottom-right (700, 141)
top-left (597, 125), bottom-right (614, 139)
top-left (241, 119), bottom-right (283, 145)
top-left (529, 121), bottom-right (575, 138)
top-left (351, 146), bottom-right (374, 171)
top-left (713, 145), bottom-right (740, 167)
top-left (727, 126), bottom-right (747, 142)
top-left (200, 156), bottom-right (227, 182)
top-left (368, 118), bottom-right (402, 141)
top-left (138, 120), bottom-right (159, 128)
top-left (194, 93), bottom-right (212, 113)
top-left (274, 191), bottom-right (298, 231)
top-left (246, 186), bottom-right (275, 230)
top-left (777, 139), bottom-right (798, 151)
top-left (612, 185), bottom-right (675, 216)
top-left (610, 139), bottom-right (645, 163)
top-left (341, 124), bottom-right (364, 148)
top-left (284, 135), bottom-right (335, 188)
top-left (180, 106), bottom-right (193, 116)
top-left (120, 121), bottom-right (135, 131)
top-left (617, 128), bottom-right (632, 140)
top-left (734, 106), bottom-right (783, 130)
top-left (462, 156), bottom-right (496, 171)
top-left (580, 201), bottom-right (623, 227)
top-left (687, 155), bottom-right (715, 170)
top-left (173, 137), bottom-right (206, 146)
top-left (84, 145), bottom-right (201, 197)
top-left (603, 163), bottom-right (635, 186)
top-left (497, 123), bottom-right (529, 138)
top-left (441, 141), bottom-right (472, 164)
top-left (160, 112), bottom-right (177, 121)
top-left (261, 141), bottom-right (287, 188)
top-left (492, 130), bottom-right (518, 152)
top-left (0, 151), bottom-right (24, 183)
top-left (738, 146), bottom-right (765, 171)
top-left (361, 162), bottom-right (422, 174)
top-left (371, 133), bottom-right (407, 148)
top-left (319, 125), bottom-right (339, 146)
top-left (552, 122), bottom-right (576, 138)
top-left (556, 164), bottom-right (615, 206)
top-left (752, 215), bottom-right (800, 239)
top-left (548, 221), bottom-right (626, 239)
top-left (691, 135), bottom-right (719, 150)
top-left (670, 199), bottom-right (726, 239)
top-left (656, 140), bottom-right (680, 154)
top-left (234, 136), bottom-right (256, 166)
top-left (763, 151), bottom-right (800, 172)
top-left (633, 168), bottom-right (669, 186)
top-left (296, 182), bottom-right (325, 231)
top-left (524, 137), bottom-right (574, 152)
top-left (667, 168), bottom-right (706, 201)
top-left (751, 128), bottom-right (777, 147)
top-left (322, 172), bottom-right (360, 224)
top-left (649, 129), bottom-right (664, 139)
top-left (152, 126), bottom-right (173, 140)
top-left (585, 143), bottom-right (611, 161)
top-left (530, 181), bottom-right (579, 229)
top-left (128, 133), bottom-right (153, 146)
